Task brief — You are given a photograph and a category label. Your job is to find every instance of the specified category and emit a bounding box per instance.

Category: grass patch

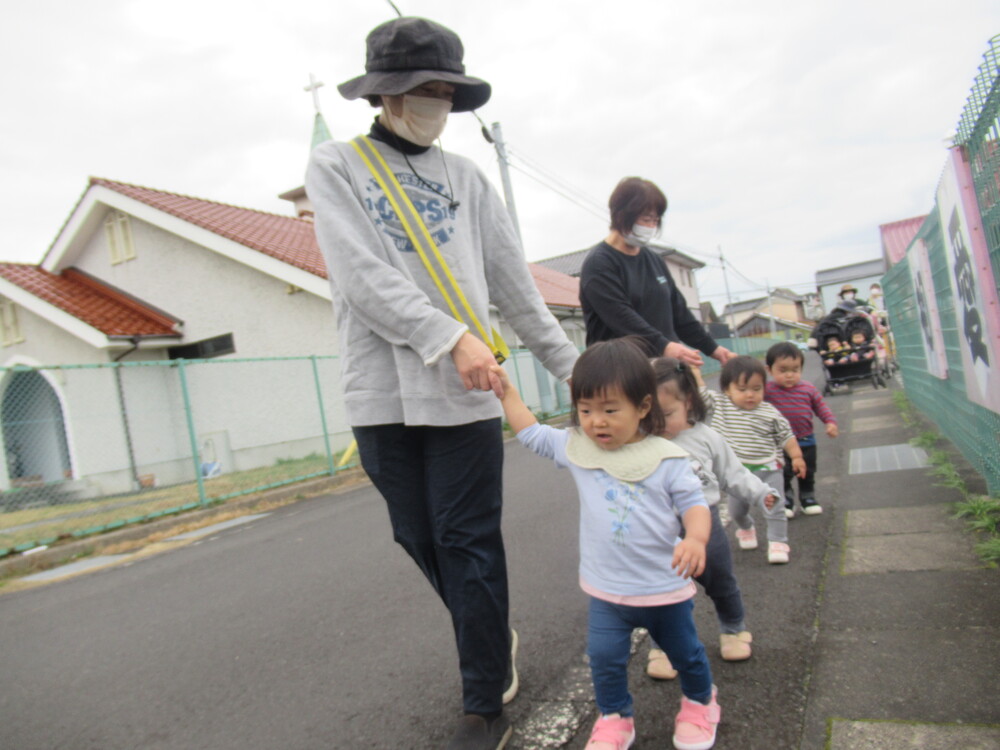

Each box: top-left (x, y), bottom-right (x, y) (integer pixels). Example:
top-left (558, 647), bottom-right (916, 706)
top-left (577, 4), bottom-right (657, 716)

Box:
top-left (894, 391), bottom-right (1000, 566)
top-left (0, 453), bottom-right (358, 553)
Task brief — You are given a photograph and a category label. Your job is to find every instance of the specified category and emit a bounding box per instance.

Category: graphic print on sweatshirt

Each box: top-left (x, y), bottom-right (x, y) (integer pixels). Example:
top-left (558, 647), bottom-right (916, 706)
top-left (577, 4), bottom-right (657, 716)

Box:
top-left (595, 470), bottom-right (647, 546)
top-left (364, 173), bottom-right (457, 254)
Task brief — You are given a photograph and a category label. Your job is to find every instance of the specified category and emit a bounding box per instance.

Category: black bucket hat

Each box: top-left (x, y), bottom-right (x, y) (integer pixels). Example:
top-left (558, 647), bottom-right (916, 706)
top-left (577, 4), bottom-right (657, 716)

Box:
top-left (338, 17), bottom-right (491, 112)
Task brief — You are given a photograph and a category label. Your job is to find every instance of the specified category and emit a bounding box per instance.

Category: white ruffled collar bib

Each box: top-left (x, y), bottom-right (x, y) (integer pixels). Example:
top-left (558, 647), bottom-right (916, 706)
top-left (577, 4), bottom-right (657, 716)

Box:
top-left (565, 428), bottom-right (688, 481)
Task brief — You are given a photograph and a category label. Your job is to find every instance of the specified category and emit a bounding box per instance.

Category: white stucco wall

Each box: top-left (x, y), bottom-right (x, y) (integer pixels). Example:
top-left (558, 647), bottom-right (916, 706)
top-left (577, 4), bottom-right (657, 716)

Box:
top-left (73, 214), bottom-right (339, 358)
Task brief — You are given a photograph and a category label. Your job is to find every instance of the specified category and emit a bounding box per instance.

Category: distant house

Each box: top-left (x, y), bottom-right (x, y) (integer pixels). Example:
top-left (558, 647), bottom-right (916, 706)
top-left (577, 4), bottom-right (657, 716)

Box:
top-left (720, 288), bottom-right (812, 333)
top-left (534, 241), bottom-right (707, 320)
top-left (0, 177), bottom-right (581, 495)
top-left (815, 258), bottom-right (887, 313)
top-left (879, 215), bottom-right (927, 268)
top-left (732, 313), bottom-right (814, 341)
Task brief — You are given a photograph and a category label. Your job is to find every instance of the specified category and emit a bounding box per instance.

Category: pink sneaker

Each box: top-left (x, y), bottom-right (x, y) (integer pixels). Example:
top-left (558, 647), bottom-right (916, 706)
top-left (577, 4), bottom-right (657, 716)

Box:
top-left (673, 687), bottom-right (721, 750)
top-left (768, 541), bottom-right (790, 564)
top-left (585, 713), bottom-right (635, 750)
top-left (735, 527), bottom-right (758, 550)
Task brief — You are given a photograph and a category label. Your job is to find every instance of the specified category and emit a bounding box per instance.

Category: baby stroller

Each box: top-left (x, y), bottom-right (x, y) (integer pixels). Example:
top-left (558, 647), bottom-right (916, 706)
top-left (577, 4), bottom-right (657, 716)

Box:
top-left (809, 301), bottom-right (887, 395)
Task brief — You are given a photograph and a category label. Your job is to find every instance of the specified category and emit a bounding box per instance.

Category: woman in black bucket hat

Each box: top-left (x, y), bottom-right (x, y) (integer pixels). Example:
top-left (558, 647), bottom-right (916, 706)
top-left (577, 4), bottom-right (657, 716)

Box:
top-left (306, 16), bottom-right (579, 750)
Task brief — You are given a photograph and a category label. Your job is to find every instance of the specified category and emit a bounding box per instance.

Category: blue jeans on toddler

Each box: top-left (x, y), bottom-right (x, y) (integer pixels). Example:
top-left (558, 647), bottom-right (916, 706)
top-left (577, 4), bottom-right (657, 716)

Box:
top-left (588, 596), bottom-right (713, 717)
top-left (695, 505), bottom-right (746, 632)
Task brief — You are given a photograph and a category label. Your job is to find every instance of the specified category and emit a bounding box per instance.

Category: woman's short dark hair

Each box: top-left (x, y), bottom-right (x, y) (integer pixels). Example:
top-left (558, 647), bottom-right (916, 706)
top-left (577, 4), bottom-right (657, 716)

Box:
top-left (720, 355), bottom-right (768, 390)
top-left (571, 337), bottom-right (664, 436)
top-left (608, 177), bottom-right (668, 235)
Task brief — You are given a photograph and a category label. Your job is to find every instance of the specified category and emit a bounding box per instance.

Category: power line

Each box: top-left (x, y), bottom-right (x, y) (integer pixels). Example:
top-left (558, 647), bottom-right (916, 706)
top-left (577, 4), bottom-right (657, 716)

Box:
top-left (505, 162), bottom-right (608, 221)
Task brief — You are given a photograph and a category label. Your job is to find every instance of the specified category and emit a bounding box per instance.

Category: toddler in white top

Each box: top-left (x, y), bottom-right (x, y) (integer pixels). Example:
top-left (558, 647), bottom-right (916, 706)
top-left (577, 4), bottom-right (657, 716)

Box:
top-left (696, 356), bottom-right (806, 565)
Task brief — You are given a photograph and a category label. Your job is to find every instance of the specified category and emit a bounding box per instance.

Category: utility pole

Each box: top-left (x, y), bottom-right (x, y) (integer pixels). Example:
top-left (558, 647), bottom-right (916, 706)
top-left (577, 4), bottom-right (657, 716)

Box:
top-left (766, 279), bottom-right (777, 336)
top-left (720, 246), bottom-right (739, 341)
top-left (488, 122), bottom-right (522, 244)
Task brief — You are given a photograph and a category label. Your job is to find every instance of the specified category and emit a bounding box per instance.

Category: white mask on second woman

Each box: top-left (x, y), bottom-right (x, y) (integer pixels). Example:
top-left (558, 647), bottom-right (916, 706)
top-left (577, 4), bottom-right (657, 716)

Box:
top-left (381, 95), bottom-right (453, 146)
top-left (623, 222), bottom-right (658, 248)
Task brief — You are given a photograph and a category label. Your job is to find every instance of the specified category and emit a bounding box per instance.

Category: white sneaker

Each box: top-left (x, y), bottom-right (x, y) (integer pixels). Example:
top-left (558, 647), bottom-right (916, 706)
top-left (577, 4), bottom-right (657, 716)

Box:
top-left (735, 527), bottom-right (758, 550)
top-left (768, 541), bottom-right (790, 564)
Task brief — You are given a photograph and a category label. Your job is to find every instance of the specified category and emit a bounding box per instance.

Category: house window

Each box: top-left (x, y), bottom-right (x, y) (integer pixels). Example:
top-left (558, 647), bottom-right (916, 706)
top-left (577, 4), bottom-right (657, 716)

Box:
top-left (0, 299), bottom-right (23, 346)
top-left (168, 333), bottom-right (235, 360)
top-left (105, 211), bottom-right (136, 264)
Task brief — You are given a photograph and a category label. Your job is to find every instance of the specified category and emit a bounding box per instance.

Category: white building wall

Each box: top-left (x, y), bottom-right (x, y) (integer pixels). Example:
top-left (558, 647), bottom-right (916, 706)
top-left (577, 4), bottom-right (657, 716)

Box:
top-left (73, 215), bottom-right (339, 358)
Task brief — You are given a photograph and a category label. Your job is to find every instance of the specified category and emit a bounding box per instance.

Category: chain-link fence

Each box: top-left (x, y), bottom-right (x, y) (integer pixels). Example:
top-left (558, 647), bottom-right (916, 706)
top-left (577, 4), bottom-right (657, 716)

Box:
top-left (881, 34), bottom-right (1000, 495)
top-left (0, 351), bottom-right (570, 557)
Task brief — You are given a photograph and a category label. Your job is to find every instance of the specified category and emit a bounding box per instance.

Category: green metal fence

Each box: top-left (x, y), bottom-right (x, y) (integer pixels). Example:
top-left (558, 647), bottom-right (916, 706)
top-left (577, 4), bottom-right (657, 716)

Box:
top-left (0, 350), bottom-right (569, 558)
top-left (882, 35), bottom-right (1000, 495)
top-left (700, 336), bottom-right (791, 377)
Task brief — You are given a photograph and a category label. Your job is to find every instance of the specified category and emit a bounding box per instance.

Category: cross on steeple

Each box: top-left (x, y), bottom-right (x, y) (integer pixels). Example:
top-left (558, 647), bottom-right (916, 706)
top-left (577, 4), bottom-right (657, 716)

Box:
top-left (304, 73), bottom-right (332, 148)
top-left (304, 73), bottom-right (325, 114)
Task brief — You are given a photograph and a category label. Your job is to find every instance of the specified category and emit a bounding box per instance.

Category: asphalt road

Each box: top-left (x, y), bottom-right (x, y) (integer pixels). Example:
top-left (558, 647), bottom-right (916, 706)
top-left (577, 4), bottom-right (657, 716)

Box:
top-left (0, 360), bottom-right (839, 749)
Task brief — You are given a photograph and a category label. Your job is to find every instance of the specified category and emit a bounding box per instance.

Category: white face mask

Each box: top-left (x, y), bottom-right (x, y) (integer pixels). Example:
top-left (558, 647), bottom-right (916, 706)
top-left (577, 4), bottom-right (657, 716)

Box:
top-left (382, 94), bottom-right (452, 147)
top-left (623, 222), bottom-right (658, 248)
top-left (843, 292), bottom-right (856, 301)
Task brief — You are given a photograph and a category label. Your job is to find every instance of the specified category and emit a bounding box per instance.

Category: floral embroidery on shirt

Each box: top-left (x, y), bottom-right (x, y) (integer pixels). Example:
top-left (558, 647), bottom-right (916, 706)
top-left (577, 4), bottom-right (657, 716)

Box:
top-left (596, 470), bottom-right (647, 545)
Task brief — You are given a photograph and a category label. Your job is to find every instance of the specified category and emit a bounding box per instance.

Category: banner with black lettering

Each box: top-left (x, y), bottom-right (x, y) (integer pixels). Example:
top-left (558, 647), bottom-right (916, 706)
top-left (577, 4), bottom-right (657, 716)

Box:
top-left (936, 147), bottom-right (1000, 413)
top-left (907, 238), bottom-right (948, 379)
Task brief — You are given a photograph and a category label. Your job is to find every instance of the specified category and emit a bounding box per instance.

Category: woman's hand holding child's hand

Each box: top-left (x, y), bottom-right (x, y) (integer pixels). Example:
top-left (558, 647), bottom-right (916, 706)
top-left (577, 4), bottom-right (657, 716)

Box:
top-left (672, 538), bottom-right (706, 579)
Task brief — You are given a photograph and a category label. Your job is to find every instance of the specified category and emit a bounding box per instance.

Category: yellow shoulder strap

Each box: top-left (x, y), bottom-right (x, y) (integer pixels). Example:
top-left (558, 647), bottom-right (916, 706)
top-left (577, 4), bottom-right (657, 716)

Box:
top-left (349, 135), bottom-right (509, 363)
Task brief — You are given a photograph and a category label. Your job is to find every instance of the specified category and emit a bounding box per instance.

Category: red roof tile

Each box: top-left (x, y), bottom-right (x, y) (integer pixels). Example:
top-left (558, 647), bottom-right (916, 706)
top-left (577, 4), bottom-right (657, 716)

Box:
top-left (0, 264), bottom-right (180, 338)
top-left (90, 178), bottom-right (581, 308)
top-left (879, 215), bottom-right (927, 266)
top-left (91, 178), bottom-right (328, 279)
top-left (528, 262), bottom-right (580, 308)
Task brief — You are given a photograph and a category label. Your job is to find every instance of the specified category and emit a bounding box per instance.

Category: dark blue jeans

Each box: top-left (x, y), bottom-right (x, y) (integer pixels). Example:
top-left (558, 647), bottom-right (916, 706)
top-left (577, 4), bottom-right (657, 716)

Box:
top-left (352, 419), bottom-right (509, 715)
top-left (589, 597), bottom-right (713, 717)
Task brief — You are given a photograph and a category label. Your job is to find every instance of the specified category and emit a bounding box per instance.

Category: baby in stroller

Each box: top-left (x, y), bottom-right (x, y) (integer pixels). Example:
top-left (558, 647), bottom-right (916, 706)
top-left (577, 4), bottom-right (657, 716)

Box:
top-left (810, 300), bottom-right (885, 393)
top-left (820, 335), bottom-right (850, 366)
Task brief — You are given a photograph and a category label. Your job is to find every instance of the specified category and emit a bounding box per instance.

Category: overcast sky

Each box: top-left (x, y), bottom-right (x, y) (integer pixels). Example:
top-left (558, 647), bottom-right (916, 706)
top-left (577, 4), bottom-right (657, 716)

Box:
top-left (2, 0), bottom-right (997, 307)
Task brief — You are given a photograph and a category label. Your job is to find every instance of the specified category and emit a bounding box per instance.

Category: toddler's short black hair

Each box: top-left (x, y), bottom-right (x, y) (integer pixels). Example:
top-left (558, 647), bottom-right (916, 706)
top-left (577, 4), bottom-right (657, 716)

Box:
top-left (766, 342), bottom-right (804, 367)
top-left (571, 337), bottom-right (664, 436)
top-left (720, 355), bottom-right (768, 390)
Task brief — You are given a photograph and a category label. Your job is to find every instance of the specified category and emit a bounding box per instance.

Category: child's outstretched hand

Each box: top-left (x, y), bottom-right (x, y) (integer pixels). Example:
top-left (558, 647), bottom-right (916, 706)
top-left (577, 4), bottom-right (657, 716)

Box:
top-left (826, 422), bottom-right (839, 438)
top-left (489, 364), bottom-right (511, 396)
top-left (793, 456), bottom-right (808, 478)
top-left (672, 538), bottom-right (706, 579)
top-left (763, 493), bottom-right (779, 510)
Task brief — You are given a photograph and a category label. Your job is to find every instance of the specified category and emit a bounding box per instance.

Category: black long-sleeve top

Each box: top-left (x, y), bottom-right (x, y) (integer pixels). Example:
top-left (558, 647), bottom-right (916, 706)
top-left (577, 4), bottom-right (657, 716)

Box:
top-left (579, 241), bottom-right (718, 355)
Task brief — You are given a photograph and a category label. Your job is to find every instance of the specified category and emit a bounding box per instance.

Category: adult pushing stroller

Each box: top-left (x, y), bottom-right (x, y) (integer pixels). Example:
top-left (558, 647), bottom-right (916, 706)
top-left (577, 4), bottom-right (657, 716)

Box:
top-left (809, 300), bottom-right (887, 394)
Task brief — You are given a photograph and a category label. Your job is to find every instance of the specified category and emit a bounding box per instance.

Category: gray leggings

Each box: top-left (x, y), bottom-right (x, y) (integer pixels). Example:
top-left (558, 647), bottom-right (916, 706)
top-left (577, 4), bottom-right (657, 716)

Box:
top-left (727, 467), bottom-right (788, 543)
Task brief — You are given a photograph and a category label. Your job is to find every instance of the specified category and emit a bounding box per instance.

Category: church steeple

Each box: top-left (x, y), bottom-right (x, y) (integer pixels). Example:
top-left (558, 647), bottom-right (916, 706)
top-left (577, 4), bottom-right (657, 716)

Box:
top-left (304, 73), bottom-right (332, 149)
top-left (278, 74), bottom-right (333, 219)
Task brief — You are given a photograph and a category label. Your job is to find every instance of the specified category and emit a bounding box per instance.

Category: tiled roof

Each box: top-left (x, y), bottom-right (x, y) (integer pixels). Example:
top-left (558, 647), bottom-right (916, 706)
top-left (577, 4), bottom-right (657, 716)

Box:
top-left (92, 178), bottom-right (328, 278)
top-left (90, 178), bottom-right (577, 308)
top-left (815, 258), bottom-right (887, 286)
top-left (879, 215), bottom-right (927, 266)
top-left (536, 241), bottom-right (703, 277)
top-left (527, 263), bottom-right (580, 308)
top-left (0, 264), bottom-right (181, 338)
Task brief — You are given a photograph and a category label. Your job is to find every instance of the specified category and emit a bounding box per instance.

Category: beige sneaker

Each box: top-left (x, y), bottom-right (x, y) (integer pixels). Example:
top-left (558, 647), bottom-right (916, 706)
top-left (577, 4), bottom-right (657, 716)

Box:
top-left (719, 631), bottom-right (752, 661)
top-left (646, 648), bottom-right (678, 680)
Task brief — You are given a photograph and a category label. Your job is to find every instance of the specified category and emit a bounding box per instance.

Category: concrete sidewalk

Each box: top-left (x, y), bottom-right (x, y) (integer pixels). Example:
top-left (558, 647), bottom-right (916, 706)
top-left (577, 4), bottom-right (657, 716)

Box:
top-left (799, 385), bottom-right (1000, 749)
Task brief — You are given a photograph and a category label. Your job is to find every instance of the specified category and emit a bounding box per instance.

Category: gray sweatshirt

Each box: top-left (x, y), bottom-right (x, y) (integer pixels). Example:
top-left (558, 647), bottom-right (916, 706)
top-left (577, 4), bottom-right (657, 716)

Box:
top-left (306, 137), bottom-right (578, 426)
top-left (671, 423), bottom-right (779, 507)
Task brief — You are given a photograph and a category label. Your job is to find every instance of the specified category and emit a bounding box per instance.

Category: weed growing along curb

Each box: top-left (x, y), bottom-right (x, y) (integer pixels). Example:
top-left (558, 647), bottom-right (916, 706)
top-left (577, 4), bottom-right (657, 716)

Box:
top-left (895, 391), bottom-right (1000, 566)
